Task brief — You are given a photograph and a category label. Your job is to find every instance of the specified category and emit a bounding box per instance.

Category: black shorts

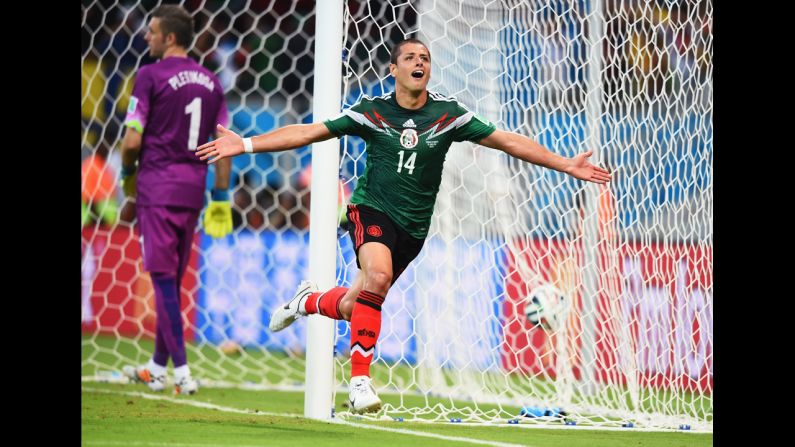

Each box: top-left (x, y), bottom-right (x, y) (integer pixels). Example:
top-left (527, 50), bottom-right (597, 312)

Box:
top-left (346, 204), bottom-right (425, 284)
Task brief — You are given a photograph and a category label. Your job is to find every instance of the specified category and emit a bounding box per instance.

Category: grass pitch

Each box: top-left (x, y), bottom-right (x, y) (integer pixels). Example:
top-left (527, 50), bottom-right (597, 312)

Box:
top-left (82, 382), bottom-right (712, 447)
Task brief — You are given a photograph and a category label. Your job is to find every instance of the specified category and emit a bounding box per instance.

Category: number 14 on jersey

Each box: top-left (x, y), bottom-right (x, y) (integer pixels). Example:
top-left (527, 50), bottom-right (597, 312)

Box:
top-left (397, 150), bottom-right (416, 175)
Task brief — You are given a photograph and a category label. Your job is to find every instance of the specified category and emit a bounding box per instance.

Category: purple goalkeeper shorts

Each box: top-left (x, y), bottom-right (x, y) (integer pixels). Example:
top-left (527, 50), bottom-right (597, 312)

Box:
top-left (137, 205), bottom-right (201, 277)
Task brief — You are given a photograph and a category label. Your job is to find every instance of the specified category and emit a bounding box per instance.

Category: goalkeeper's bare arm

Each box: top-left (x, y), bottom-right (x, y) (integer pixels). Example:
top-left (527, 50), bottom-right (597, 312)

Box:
top-left (203, 133), bottom-right (232, 238)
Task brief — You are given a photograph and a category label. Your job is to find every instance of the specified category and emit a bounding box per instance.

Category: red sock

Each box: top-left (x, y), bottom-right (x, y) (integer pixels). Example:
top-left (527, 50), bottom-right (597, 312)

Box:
top-left (304, 286), bottom-right (347, 320)
top-left (350, 290), bottom-right (384, 378)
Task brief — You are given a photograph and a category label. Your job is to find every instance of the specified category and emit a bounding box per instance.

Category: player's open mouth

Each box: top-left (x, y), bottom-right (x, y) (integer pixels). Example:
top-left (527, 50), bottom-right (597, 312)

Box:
top-left (411, 70), bottom-right (424, 78)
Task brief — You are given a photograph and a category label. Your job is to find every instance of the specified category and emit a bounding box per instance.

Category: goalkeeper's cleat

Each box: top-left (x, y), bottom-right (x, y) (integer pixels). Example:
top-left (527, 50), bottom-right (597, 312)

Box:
top-left (123, 365), bottom-right (166, 392)
top-left (348, 376), bottom-right (382, 414)
top-left (268, 280), bottom-right (317, 332)
top-left (174, 375), bottom-right (199, 395)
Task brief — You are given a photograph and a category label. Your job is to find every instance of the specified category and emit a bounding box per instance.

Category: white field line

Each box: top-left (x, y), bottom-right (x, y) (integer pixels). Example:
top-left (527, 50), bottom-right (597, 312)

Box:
top-left (82, 387), bottom-right (528, 447)
top-left (329, 418), bottom-right (528, 447)
top-left (81, 378), bottom-right (710, 434)
top-left (82, 386), bottom-right (298, 417)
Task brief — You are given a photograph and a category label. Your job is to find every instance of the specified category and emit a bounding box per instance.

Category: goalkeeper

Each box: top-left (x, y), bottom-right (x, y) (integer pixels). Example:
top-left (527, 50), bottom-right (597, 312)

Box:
top-left (119, 4), bottom-right (232, 395)
top-left (195, 38), bottom-right (611, 412)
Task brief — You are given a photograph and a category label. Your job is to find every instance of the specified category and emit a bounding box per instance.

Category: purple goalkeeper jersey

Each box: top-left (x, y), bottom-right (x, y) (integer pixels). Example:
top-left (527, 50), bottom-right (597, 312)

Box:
top-left (124, 56), bottom-right (229, 209)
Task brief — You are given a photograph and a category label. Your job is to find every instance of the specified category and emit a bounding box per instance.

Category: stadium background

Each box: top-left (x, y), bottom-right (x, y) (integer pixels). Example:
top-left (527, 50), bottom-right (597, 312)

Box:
top-left (82, 0), bottom-right (712, 429)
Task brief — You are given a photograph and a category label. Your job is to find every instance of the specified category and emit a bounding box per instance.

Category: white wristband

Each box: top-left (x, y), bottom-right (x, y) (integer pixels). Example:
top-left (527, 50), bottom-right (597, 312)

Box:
top-left (242, 137), bottom-right (254, 153)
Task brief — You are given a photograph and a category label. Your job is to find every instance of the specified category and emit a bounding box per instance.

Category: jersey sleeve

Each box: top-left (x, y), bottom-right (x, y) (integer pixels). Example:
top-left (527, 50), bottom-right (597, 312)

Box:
top-left (123, 66), bottom-right (153, 134)
top-left (451, 101), bottom-right (497, 143)
top-left (323, 100), bottom-right (372, 140)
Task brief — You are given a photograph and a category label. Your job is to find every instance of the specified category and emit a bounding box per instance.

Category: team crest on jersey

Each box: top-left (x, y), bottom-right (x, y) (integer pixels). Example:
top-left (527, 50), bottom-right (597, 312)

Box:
top-left (400, 129), bottom-right (418, 149)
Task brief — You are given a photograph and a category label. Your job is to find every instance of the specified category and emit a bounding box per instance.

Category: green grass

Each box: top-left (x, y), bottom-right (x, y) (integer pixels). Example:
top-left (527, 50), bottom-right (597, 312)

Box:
top-left (82, 336), bottom-right (712, 445)
top-left (83, 334), bottom-right (711, 425)
top-left (82, 382), bottom-right (712, 447)
top-left (82, 334), bottom-right (306, 385)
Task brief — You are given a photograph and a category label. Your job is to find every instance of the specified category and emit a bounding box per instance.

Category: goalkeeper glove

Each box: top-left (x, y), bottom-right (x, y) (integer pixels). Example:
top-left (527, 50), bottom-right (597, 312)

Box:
top-left (120, 164), bottom-right (137, 198)
top-left (204, 189), bottom-right (233, 238)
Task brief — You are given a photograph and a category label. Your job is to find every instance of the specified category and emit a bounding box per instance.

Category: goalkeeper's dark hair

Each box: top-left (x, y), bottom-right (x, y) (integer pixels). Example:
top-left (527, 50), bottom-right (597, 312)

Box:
top-left (390, 38), bottom-right (430, 64)
top-left (152, 4), bottom-right (194, 49)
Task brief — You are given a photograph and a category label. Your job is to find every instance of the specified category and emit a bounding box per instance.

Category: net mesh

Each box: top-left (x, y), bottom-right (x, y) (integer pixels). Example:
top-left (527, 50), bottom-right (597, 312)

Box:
top-left (81, 0), bottom-right (712, 431)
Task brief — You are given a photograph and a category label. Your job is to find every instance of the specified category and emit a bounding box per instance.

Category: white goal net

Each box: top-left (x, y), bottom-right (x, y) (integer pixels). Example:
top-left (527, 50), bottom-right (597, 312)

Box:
top-left (82, 0), bottom-right (712, 431)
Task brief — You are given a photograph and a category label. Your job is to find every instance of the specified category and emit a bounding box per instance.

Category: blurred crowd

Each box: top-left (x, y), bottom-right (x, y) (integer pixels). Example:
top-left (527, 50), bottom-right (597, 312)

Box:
top-left (602, 0), bottom-right (711, 106)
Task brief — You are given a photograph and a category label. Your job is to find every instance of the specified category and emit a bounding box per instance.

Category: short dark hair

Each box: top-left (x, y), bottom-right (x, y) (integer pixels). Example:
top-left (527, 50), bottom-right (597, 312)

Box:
top-left (390, 38), bottom-right (429, 64)
top-left (152, 5), bottom-right (194, 49)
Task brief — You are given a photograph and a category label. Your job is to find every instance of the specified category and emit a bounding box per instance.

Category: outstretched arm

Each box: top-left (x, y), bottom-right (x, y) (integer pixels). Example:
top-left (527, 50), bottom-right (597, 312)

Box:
top-left (196, 122), bottom-right (335, 164)
top-left (478, 129), bottom-right (611, 184)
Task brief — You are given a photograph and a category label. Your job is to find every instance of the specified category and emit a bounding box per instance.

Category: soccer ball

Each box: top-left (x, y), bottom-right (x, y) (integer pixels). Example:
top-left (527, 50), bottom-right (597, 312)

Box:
top-left (219, 340), bottom-right (242, 356)
top-left (524, 284), bottom-right (569, 332)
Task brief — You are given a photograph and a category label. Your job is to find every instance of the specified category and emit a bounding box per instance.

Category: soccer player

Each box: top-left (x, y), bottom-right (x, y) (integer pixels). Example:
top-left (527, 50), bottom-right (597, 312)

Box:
top-left (195, 39), bottom-right (610, 411)
top-left (119, 5), bottom-right (232, 395)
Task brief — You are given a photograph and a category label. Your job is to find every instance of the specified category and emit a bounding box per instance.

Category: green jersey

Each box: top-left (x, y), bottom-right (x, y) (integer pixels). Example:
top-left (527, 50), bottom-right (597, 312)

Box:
top-left (324, 91), bottom-right (496, 239)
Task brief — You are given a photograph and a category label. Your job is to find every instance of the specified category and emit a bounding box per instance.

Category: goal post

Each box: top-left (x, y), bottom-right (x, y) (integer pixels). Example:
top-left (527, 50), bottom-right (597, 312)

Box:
top-left (579, 0), bottom-right (605, 397)
top-left (82, 0), bottom-right (713, 432)
top-left (305, 0), bottom-right (343, 421)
